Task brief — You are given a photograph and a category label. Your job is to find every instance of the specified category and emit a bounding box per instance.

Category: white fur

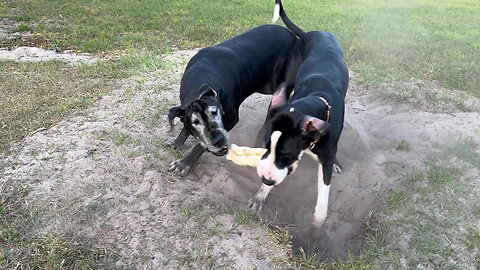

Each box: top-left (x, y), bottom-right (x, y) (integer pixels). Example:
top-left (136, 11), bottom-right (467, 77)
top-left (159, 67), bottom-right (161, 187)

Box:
top-left (256, 131), bottom-right (288, 185)
top-left (305, 149), bottom-right (319, 162)
top-left (208, 105), bottom-right (225, 133)
top-left (312, 164), bottom-right (330, 228)
top-left (248, 184), bottom-right (273, 211)
top-left (272, 3), bottom-right (280, 23)
top-left (254, 184), bottom-right (273, 202)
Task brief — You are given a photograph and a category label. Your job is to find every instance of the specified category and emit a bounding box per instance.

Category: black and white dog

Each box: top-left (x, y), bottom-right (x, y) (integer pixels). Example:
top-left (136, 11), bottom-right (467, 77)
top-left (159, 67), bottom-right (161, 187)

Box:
top-left (168, 25), bottom-right (300, 176)
top-left (251, 0), bottom-right (349, 228)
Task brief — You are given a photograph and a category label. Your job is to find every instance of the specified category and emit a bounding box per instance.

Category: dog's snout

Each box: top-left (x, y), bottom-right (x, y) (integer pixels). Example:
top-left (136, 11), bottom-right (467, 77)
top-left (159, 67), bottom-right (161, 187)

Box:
top-left (209, 122), bottom-right (219, 130)
top-left (212, 133), bottom-right (225, 145)
top-left (261, 177), bottom-right (275, 186)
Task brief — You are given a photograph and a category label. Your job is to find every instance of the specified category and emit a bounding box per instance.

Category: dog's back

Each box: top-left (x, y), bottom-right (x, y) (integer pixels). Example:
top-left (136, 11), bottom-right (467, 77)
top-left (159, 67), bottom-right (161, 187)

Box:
top-left (293, 31), bottom-right (349, 99)
top-left (180, 25), bottom-right (298, 107)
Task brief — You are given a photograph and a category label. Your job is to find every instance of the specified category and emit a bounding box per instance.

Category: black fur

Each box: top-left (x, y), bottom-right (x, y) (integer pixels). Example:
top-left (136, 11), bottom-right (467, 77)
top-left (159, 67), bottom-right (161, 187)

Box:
top-left (262, 0), bottom-right (349, 186)
top-left (168, 24), bottom-right (301, 176)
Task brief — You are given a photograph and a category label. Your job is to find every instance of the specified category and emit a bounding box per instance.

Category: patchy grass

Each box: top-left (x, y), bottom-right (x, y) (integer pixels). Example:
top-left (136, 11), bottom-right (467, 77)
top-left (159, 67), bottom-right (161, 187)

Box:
top-left (171, 199), bottom-right (295, 269)
top-left (9, 23), bottom-right (31, 33)
top-left (349, 138), bottom-right (480, 268)
top-left (295, 137), bottom-right (480, 269)
top-left (0, 52), bottom-right (169, 154)
top-left (396, 139), bottom-right (411, 151)
top-left (0, 181), bottom-right (116, 269)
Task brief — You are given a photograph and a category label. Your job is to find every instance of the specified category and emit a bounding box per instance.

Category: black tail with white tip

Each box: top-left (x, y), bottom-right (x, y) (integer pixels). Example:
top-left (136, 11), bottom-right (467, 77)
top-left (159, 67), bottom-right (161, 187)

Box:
top-left (272, 0), bottom-right (305, 38)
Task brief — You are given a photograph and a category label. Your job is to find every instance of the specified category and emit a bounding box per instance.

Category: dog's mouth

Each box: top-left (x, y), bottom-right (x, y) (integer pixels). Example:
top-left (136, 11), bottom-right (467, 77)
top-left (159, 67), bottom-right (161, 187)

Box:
top-left (211, 145), bottom-right (228, 156)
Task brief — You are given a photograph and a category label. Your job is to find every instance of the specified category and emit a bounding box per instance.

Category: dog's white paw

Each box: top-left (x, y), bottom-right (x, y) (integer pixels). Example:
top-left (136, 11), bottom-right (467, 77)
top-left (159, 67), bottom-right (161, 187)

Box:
top-left (333, 163), bottom-right (342, 174)
top-left (247, 196), bottom-right (265, 212)
top-left (168, 159), bottom-right (191, 176)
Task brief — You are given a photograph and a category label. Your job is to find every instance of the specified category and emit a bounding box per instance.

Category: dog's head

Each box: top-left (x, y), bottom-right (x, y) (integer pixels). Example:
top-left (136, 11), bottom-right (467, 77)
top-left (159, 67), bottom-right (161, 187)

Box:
top-left (257, 85), bottom-right (329, 186)
top-left (168, 85), bottom-right (229, 156)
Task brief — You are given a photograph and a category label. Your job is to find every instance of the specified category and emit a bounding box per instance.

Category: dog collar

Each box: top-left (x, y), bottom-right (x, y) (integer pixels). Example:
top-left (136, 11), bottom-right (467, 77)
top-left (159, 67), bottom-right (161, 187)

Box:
top-left (318, 96), bottom-right (331, 123)
top-left (309, 96), bottom-right (332, 150)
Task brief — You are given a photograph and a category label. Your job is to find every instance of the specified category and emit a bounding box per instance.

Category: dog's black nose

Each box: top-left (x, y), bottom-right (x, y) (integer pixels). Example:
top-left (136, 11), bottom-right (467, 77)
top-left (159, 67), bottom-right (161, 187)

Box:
top-left (262, 177), bottom-right (275, 186)
top-left (212, 133), bottom-right (226, 147)
top-left (209, 121), bottom-right (219, 130)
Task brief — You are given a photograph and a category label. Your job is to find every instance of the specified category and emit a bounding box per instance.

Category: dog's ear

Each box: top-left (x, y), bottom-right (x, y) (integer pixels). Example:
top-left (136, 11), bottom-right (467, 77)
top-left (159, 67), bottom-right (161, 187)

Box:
top-left (302, 116), bottom-right (330, 137)
top-left (168, 106), bottom-right (186, 128)
top-left (198, 84), bottom-right (218, 99)
top-left (269, 82), bottom-right (288, 111)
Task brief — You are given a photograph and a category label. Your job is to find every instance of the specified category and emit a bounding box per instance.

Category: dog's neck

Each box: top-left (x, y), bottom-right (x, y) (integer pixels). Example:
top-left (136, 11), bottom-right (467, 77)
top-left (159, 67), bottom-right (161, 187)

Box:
top-left (285, 95), bottom-right (331, 123)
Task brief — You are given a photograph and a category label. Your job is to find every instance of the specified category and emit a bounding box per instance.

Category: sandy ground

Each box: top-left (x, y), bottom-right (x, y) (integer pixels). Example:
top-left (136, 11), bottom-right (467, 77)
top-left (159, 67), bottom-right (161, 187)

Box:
top-left (0, 46), bottom-right (100, 63)
top-left (1, 48), bottom-right (479, 267)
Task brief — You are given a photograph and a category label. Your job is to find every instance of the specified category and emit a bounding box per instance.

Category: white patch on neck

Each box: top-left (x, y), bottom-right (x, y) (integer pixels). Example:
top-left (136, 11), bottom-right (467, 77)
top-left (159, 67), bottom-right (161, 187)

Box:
top-left (289, 107), bottom-right (295, 112)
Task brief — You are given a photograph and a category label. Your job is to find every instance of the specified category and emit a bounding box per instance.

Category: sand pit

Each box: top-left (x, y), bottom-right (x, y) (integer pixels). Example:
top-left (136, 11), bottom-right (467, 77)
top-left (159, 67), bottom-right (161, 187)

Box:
top-left (1, 49), bottom-right (478, 267)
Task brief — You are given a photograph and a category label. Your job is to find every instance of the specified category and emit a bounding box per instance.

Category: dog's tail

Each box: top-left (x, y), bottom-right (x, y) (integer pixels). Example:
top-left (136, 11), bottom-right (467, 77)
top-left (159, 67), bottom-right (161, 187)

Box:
top-left (272, 0), bottom-right (305, 38)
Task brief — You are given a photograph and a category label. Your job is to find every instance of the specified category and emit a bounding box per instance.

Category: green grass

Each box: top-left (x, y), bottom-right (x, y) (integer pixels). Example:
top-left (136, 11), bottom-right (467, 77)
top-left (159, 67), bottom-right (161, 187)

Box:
top-left (9, 23), bottom-right (32, 33)
top-left (0, 182), bottom-right (116, 269)
top-left (1, 0), bottom-right (478, 152)
top-left (1, 0), bottom-right (478, 99)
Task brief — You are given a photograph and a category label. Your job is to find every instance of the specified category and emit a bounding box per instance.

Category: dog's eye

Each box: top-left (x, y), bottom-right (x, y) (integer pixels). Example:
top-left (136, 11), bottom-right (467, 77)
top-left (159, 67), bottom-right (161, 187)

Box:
top-left (193, 119), bottom-right (200, 125)
top-left (211, 109), bottom-right (217, 115)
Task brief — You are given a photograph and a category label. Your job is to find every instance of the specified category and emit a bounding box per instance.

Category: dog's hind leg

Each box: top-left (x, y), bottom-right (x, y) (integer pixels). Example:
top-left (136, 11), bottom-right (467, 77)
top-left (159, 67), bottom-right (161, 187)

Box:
top-left (170, 126), bottom-right (190, 150)
top-left (312, 163), bottom-right (332, 228)
top-left (333, 155), bottom-right (343, 174)
top-left (248, 184), bottom-right (273, 211)
top-left (169, 143), bottom-right (205, 176)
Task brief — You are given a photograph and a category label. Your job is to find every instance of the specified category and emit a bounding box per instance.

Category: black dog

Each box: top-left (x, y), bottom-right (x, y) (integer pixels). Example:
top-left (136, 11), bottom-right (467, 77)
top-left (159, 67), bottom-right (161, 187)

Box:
top-left (251, 0), bottom-right (349, 228)
top-left (168, 25), bottom-right (300, 176)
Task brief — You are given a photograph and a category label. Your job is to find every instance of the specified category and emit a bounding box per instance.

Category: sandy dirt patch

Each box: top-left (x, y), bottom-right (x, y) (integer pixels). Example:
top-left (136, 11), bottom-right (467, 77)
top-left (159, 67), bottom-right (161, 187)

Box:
top-left (1, 49), bottom-right (479, 267)
top-left (0, 46), bottom-right (100, 64)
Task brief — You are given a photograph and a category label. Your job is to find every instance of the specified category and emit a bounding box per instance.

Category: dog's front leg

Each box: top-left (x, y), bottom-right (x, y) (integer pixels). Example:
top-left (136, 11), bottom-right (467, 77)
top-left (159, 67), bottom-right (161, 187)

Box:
top-left (170, 126), bottom-right (190, 150)
top-left (248, 184), bottom-right (273, 211)
top-left (312, 163), bottom-right (331, 228)
top-left (169, 143), bottom-right (205, 176)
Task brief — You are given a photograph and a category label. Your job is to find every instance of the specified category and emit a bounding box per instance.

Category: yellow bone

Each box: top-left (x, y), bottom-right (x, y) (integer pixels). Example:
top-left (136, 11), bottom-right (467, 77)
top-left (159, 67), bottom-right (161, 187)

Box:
top-left (226, 144), bottom-right (267, 167)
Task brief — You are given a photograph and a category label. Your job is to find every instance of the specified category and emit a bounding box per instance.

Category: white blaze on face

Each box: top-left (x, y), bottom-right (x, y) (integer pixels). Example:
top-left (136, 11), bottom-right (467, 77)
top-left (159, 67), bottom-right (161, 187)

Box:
top-left (256, 131), bottom-right (288, 185)
top-left (208, 106), bottom-right (226, 135)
